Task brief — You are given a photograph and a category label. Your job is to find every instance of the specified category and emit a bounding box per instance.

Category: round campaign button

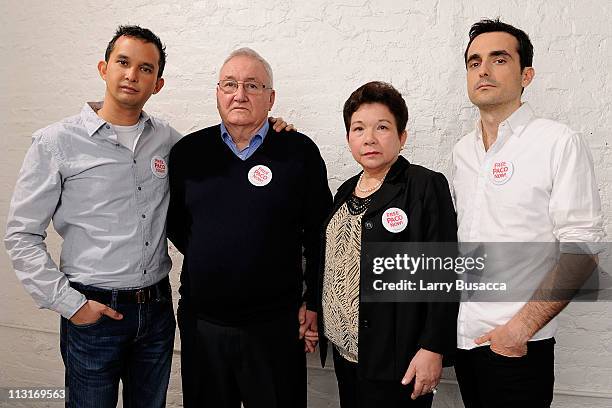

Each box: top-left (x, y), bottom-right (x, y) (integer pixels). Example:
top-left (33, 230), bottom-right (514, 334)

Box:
top-left (150, 156), bottom-right (168, 179)
top-left (382, 207), bottom-right (408, 233)
top-left (248, 165), bottom-right (273, 187)
top-left (489, 160), bottom-right (514, 185)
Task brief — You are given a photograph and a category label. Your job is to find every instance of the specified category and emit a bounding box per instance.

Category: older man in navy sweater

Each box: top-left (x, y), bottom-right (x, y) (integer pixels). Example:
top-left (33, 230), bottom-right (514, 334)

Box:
top-left (167, 48), bottom-right (332, 408)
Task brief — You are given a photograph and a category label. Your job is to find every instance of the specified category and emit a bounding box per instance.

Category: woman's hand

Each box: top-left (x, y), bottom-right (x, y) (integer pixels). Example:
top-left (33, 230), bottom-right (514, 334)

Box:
top-left (401, 348), bottom-right (442, 400)
top-left (304, 329), bottom-right (319, 352)
top-left (298, 303), bottom-right (318, 352)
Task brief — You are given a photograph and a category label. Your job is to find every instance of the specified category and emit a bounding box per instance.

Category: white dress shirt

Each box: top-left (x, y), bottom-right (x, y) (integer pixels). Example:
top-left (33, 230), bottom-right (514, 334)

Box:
top-left (451, 102), bottom-right (605, 350)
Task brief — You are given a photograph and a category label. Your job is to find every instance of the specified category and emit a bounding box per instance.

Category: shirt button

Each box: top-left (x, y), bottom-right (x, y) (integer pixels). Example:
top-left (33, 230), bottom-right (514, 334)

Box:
top-left (145, 242), bottom-right (149, 246)
top-left (141, 214), bottom-right (146, 219)
top-left (143, 269), bottom-right (147, 274)
top-left (133, 159), bottom-right (137, 164)
top-left (364, 220), bottom-right (373, 230)
top-left (105, 125), bottom-right (110, 129)
top-left (137, 187), bottom-right (142, 191)
top-left (360, 319), bottom-right (370, 328)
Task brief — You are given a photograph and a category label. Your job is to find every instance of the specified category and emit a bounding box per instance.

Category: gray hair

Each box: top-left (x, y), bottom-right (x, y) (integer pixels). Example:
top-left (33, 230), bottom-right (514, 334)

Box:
top-left (222, 47), bottom-right (274, 88)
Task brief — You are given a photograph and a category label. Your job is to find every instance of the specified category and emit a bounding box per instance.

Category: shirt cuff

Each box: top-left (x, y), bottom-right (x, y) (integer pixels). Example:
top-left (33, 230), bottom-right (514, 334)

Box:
top-left (559, 241), bottom-right (606, 255)
top-left (52, 287), bottom-right (87, 319)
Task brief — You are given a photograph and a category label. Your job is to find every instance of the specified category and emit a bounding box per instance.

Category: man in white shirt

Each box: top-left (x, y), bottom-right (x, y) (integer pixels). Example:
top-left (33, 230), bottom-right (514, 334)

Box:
top-left (451, 18), bottom-right (604, 407)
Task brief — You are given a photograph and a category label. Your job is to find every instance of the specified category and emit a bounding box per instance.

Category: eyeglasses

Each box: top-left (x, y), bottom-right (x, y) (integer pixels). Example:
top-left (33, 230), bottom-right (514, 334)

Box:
top-left (217, 79), bottom-right (272, 95)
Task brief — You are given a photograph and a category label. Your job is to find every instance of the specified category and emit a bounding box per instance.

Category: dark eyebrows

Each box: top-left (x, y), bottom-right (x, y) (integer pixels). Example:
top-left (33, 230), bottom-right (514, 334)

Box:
top-left (350, 119), bottom-right (392, 126)
top-left (490, 50), bottom-right (513, 59)
top-left (467, 53), bottom-right (481, 63)
top-left (114, 54), bottom-right (156, 69)
top-left (467, 49), bottom-right (513, 64)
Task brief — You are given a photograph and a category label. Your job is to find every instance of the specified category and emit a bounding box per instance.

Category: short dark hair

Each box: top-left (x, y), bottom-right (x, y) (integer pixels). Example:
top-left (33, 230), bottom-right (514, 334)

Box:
top-left (105, 25), bottom-right (167, 78)
top-left (343, 81), bottom-right (408, 135)
top-left (464, 18), bottom-right (534, 71)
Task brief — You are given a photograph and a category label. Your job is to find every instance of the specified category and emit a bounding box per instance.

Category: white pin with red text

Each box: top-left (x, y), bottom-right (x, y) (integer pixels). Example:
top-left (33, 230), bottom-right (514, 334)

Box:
top-left (248, 165), bottom-right (273, 187)
top-left (490, 160), bottom-right (514, 185)
top-left (382, 207), bottom-right (408, 233)
top-left (151, 156), bottom-right (168, 179)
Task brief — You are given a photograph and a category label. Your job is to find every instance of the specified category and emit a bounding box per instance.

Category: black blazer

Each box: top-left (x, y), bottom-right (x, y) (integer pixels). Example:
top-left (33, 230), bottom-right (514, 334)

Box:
top-left (318, 156), bottom-right (459, 381)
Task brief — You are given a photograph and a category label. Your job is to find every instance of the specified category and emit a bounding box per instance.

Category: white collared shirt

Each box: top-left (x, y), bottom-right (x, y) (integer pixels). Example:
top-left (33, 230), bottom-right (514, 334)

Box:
top-left (451, 102), bottom-right (605, 349)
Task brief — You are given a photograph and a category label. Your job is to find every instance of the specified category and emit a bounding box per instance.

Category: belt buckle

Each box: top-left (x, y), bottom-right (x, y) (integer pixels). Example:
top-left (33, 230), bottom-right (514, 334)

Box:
top-left (135, 289), bottom-right (146, 304)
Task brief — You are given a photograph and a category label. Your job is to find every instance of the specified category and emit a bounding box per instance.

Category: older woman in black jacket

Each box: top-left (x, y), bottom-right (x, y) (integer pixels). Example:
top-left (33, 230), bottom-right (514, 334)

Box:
top-left (316, 82), bottom-right (458, 407)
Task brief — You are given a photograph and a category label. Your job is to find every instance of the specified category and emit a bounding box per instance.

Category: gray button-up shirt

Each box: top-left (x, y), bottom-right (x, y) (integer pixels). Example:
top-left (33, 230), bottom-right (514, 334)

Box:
top-left (4, 102), bottom-right (182, 319)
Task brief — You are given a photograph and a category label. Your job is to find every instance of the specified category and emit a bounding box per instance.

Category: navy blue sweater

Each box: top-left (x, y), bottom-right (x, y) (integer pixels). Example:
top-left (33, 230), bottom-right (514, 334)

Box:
top-left (168, 124), bottom-right (332, 325)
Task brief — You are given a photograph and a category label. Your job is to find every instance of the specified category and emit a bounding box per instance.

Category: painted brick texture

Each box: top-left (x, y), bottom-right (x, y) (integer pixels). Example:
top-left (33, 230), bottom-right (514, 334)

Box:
top-left (1, 1), bottom-right (610, 406)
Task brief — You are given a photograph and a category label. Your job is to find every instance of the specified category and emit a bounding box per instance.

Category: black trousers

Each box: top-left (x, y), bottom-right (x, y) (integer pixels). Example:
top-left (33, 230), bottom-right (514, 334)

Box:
top-left (454, 338), bottom-right (555, 408)
top-left (178, 305), bottom-right (306, 408)
top-left (332, 347), bottom-right (434, 408)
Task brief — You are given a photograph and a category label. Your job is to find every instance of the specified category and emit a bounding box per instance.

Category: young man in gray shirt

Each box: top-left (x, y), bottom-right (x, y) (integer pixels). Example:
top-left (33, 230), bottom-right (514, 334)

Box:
top-left (4, 25), bottom-right (179, 407)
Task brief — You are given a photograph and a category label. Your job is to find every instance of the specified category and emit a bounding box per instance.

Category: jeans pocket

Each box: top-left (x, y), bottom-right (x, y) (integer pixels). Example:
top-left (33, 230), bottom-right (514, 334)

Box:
top-left (68, 315), bottom-right (107, 329)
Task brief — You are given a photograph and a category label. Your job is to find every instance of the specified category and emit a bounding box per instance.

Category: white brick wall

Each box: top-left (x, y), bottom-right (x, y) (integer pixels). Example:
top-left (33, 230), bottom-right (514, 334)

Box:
top-left (1, 1), bottom-right (610, 406)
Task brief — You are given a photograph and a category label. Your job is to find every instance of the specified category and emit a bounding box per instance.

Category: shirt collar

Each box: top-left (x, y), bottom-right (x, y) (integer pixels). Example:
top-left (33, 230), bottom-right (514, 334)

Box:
top-left (503, 102), bottom-right (535, 136)
top-left (82, 101), bottom-right (154, 137)
top-left (81, 102), bottom-right (106, 137)
top-left (474, 102), bottom-right (535, 141)
top-left (220, 120), bottom-right (270, 146)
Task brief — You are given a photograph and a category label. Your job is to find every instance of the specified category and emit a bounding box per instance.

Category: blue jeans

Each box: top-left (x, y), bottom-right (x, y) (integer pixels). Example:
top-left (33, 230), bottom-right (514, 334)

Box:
top-left (60, 283), bottom-right (176, 408)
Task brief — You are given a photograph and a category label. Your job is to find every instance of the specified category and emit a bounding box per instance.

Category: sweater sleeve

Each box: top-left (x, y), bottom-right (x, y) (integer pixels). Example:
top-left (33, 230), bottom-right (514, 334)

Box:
top-left (301, 140), bottom-right (333, 310)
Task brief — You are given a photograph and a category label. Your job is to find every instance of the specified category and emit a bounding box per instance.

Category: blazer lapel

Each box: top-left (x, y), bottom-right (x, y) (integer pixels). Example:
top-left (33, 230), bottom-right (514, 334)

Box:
top-left (364, 182), bottom-right (403, 218)
top-left (364, 156), bottom-right (409, 217)
top-left (326, 156), bottom-right (410, 223)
